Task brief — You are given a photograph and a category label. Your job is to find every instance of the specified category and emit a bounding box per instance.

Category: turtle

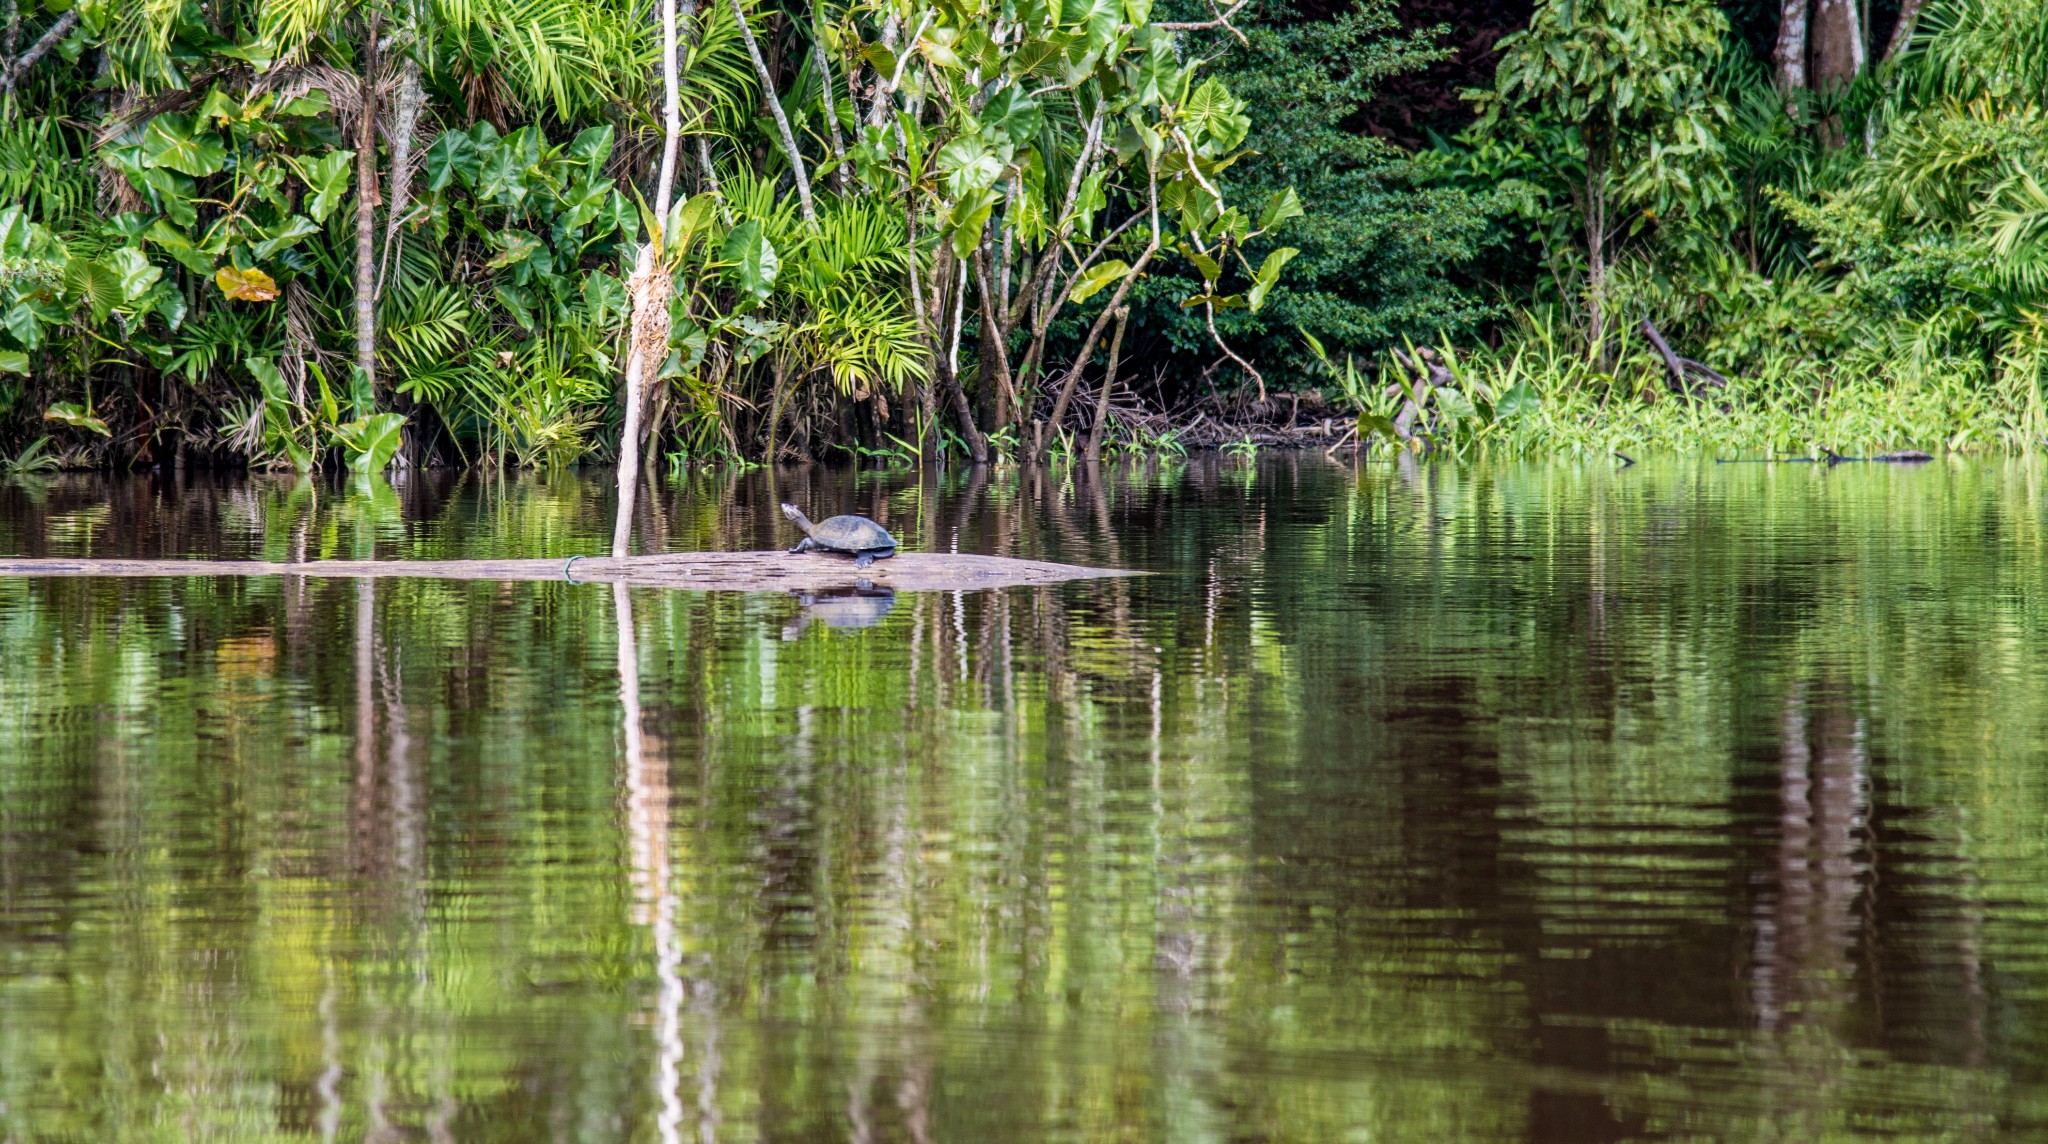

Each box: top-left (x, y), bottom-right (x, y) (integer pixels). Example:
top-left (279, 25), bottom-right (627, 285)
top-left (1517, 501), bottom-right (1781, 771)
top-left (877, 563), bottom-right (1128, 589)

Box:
top-left (781, 503), bottom-right (898, 568)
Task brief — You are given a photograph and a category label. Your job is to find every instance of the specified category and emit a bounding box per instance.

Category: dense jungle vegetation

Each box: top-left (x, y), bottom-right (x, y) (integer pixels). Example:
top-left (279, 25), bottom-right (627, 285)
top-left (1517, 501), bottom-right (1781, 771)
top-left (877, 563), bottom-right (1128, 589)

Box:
top-left (2, 0), bottom-right (2046, 473)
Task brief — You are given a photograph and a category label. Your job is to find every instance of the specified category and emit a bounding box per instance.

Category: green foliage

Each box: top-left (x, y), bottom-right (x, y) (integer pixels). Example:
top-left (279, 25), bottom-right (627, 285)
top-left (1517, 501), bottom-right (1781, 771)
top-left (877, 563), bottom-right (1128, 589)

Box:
top-left (1125, 0), bottom-right (1497, 380)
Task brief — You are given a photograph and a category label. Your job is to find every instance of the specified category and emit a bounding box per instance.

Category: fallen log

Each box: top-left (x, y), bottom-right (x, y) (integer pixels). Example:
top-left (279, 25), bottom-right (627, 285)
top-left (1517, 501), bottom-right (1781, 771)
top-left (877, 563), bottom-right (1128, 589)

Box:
top-left (0, 551), bottom-right (1136, 593)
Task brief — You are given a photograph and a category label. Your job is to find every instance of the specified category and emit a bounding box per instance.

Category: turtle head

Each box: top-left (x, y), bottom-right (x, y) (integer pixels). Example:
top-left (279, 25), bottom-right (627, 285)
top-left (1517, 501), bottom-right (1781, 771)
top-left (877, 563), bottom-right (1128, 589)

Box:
top-left (779, 503), bottom-right (814, 533)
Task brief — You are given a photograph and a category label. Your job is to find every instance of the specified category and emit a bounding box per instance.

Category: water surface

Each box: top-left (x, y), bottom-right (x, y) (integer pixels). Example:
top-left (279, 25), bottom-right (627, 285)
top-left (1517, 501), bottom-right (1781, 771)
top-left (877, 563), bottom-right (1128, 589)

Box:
top-left (2, 455), bottom-right (2045, 1142)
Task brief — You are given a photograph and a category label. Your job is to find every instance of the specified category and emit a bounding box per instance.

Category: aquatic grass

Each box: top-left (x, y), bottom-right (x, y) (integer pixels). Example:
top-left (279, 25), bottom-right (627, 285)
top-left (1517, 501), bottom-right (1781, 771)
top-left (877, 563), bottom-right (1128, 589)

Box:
top-left (1455, 307), bottom-right (2026, 460)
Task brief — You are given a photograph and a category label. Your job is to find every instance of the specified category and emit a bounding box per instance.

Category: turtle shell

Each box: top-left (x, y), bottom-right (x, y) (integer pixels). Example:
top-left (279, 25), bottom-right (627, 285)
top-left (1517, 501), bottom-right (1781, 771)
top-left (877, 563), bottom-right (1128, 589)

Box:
top-left (809, 514), bottom-right (897, 553)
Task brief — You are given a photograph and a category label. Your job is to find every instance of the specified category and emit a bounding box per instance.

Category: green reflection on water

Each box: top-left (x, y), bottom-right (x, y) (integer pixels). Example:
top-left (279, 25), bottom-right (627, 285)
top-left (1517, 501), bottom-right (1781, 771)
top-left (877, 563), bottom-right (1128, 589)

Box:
top-left (2, 457), bottom-right (2046, 1142)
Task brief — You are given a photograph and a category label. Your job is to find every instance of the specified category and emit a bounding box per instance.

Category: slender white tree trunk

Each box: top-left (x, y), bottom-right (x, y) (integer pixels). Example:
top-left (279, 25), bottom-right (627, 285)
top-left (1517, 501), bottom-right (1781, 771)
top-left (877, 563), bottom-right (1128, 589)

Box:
top-left (731, 0), bottom-right (818, 225)
top-left (354, 14), bottom-right (383, 401)
top-left (614, 0), bottom-right (684, 558)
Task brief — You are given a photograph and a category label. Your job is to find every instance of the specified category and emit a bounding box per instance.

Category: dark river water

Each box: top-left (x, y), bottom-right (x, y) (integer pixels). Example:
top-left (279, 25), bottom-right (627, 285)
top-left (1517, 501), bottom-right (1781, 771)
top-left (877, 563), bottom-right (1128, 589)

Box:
top-left (2, 454), bottom-right (2044, 1141)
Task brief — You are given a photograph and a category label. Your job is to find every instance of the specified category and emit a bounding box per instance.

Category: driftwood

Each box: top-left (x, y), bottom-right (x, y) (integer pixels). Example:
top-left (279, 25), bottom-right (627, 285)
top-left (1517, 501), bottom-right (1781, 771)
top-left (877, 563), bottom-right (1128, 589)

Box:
top-left (1640, 318), bottom-right (1729, 398)
top-left (0, 551), bottom-right (1135, 593)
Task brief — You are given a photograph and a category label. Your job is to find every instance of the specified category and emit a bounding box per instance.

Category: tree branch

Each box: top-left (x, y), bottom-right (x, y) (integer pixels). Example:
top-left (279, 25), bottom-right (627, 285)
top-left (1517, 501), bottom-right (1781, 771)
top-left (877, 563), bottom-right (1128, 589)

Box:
top-left (1, 9), bottom-right (78, 96)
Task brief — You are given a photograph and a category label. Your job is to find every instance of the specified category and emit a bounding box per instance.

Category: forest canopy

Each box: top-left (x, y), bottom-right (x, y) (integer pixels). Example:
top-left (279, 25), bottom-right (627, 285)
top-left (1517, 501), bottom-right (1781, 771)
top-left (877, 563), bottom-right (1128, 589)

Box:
top-left (1, 0), bottom-right (2043, 469)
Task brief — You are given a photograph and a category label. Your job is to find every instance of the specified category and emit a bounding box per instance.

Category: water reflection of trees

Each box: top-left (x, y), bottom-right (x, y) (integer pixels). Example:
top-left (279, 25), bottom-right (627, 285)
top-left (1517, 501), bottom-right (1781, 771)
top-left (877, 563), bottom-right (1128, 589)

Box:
top-left (0, 459), bottom-right (2045, 1139)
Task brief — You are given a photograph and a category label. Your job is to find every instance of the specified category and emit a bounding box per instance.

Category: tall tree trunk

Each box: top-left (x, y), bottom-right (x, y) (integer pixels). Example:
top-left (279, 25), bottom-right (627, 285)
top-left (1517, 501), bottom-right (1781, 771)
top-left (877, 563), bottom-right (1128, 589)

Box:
top-left (1083, 305), bottom-right (1128, 463)
top-left (615, 0), bottom-right (684, 558)
top-left (1775, 0), bottom-right (1809, 92)
top-left (1040, 168), bottom-right (1161, 462)
top-left (973, 247), bottom-right (1016, 432)
top-left (1585, 151), bottom-right (1607, 368)
top-left (354, 14), bottom-right (383, 401)
top-left (379, 55), bottom-right (425, 294)
top-left (1883, 0), bottom-right (1924, 61)
top-left (1812, 0), bottom-right (1864, 90)
top-left (731, 0), bottom-right (817, 225)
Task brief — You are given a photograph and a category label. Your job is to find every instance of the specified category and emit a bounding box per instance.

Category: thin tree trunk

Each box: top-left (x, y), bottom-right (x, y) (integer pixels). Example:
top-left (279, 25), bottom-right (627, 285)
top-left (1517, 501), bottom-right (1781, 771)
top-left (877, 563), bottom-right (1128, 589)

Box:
top-left (1083, 306), bottom-right (1128, 463)
top-left (1775, 0), bottom-right (1809, 92)
top-left (732, 0), bottom-right (817, 225)
top-left (973, 247), bottom-right (1017, 431)
top-left (615, 0), bottom-right (684, 558)
top-left (808, 18), bottom-right (848, 193)
top-left (1883, 0), bottom-right (1924, 61)
top-left (903, 196), bottom-right (945, 463)
top-left (354, 14), bottom-right (383, 400)
top-left (1040, 168), bottom-right (1161, 462)
top-left (1585, 152), bottom-right (1607, 367)
top-left (378, 55), bottom-right (425, 295)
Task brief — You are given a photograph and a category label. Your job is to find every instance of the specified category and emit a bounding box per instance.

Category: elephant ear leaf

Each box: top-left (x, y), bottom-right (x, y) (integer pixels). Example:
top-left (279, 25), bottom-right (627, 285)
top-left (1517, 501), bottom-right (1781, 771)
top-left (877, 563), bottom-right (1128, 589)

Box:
top-left (45, 401), bottom-right (111, 436)
top-left (1258, 188), bottom-right (1303, 233)
top-left (292, 151), bottom-right (355, 223)
top-left (0, 350), bottom-right (28, 375)
top-left (1495, 380), bottom-right (1540, 420)
top-left (248, 216), bottom-right (321, 261)
top-left (1069, 259), bottom-right (1129, 304)
top-left (333, 412), bottom-right (408, 475)
top-left (106, 247), bottom-right (163, 303)
top-left (720, 220), bottom-right (779, 303)
top-left (567, 124), bottom-right (614, 172)
top-left (425, 129), bottom-right (476, 192)
top-left (1246, 247), bottom-right (1298, 313)
top-left (142, 113), bottom-right (228, 178)
top-left (215, 265), bottom-right (280, 302)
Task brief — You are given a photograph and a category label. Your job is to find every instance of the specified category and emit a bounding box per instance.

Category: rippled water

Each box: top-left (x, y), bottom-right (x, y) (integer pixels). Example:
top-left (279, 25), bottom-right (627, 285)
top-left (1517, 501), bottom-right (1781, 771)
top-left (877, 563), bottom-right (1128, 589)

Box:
top-left (3, 455), bottom-right (2047, 1141)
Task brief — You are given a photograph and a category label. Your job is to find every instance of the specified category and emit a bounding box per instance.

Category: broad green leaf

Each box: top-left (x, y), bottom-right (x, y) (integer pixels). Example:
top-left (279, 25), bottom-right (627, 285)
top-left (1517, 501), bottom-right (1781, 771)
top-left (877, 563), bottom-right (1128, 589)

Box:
top-left (142, 113), bottom-right (228, 177)
top-left (580, 270), bottom-right (628, 327)
top-left (104, 247), bottom-right (162, 302)
top-left (494, 284), bottom-right (535, 330)
top-left (1069, 259), bottom-right (1129, 304)
top-left (1246, 246), bottom-right (1298, 313)
top-left (0, 350), bottom-right (27, 376)
top-left (568, 124), bottom-right (614, 171)
top-left (1184, 247), bottom-right (1222, 283)
top-left (936, 136), bottom-right (1004, 198)
top-left (1182, 77), bottom-right (1250, 154)
top-left (1495, 380), bottom-right (1540, 420)
top-left (425, 129), bottom-right (477, 192)
top-left (947, 188), bottom-right (1000, 259)
top-left (248, 215), bottom-right (321, 261)
top-left (278, 90), bottom-right (330, 117)
top-left (332, 412), bottom-right (407, 475)
top-left (918, 26), bottom-right (964, 69)
top-left (720, 220), bottom-right (779, 303)
top-left (1359, 412), bottom-right (1400, 440)
top-left (293, 151), bottom-right (354, 222)
top-left (215, 265), bottom-right (280, 302)
top-left (982, 86), bottom-right (1042, 147)
top-left (44, 401), bottom-right (110, 436)
top-left (246, 356), bottom-right (289, 406)
top-left (0, 206), bottom-right (34, 256)
top-left (147, 220), bottom-right (218, 275)
top-left (663, 193), bottom-right (719, 256)
top-left (61, 256), bottom-right (122, 323)
top-left (485, 230), bottom-right (544, 270)
top-left (194, 86), bottom-right (240, 124)
top-left (1258, 188), bottom-right (1304, 232)
top-left (559, 177), bottom-right (612, 230)
top-left (142, 167), bottom-right (198, 227)
top-left (1435, 386), bottom-right (1476, 421)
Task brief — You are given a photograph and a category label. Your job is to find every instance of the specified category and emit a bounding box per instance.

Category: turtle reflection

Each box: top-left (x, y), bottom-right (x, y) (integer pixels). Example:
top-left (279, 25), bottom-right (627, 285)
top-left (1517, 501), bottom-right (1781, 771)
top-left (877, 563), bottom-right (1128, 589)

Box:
top-left (781, 579), bottom-right (896, 639)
